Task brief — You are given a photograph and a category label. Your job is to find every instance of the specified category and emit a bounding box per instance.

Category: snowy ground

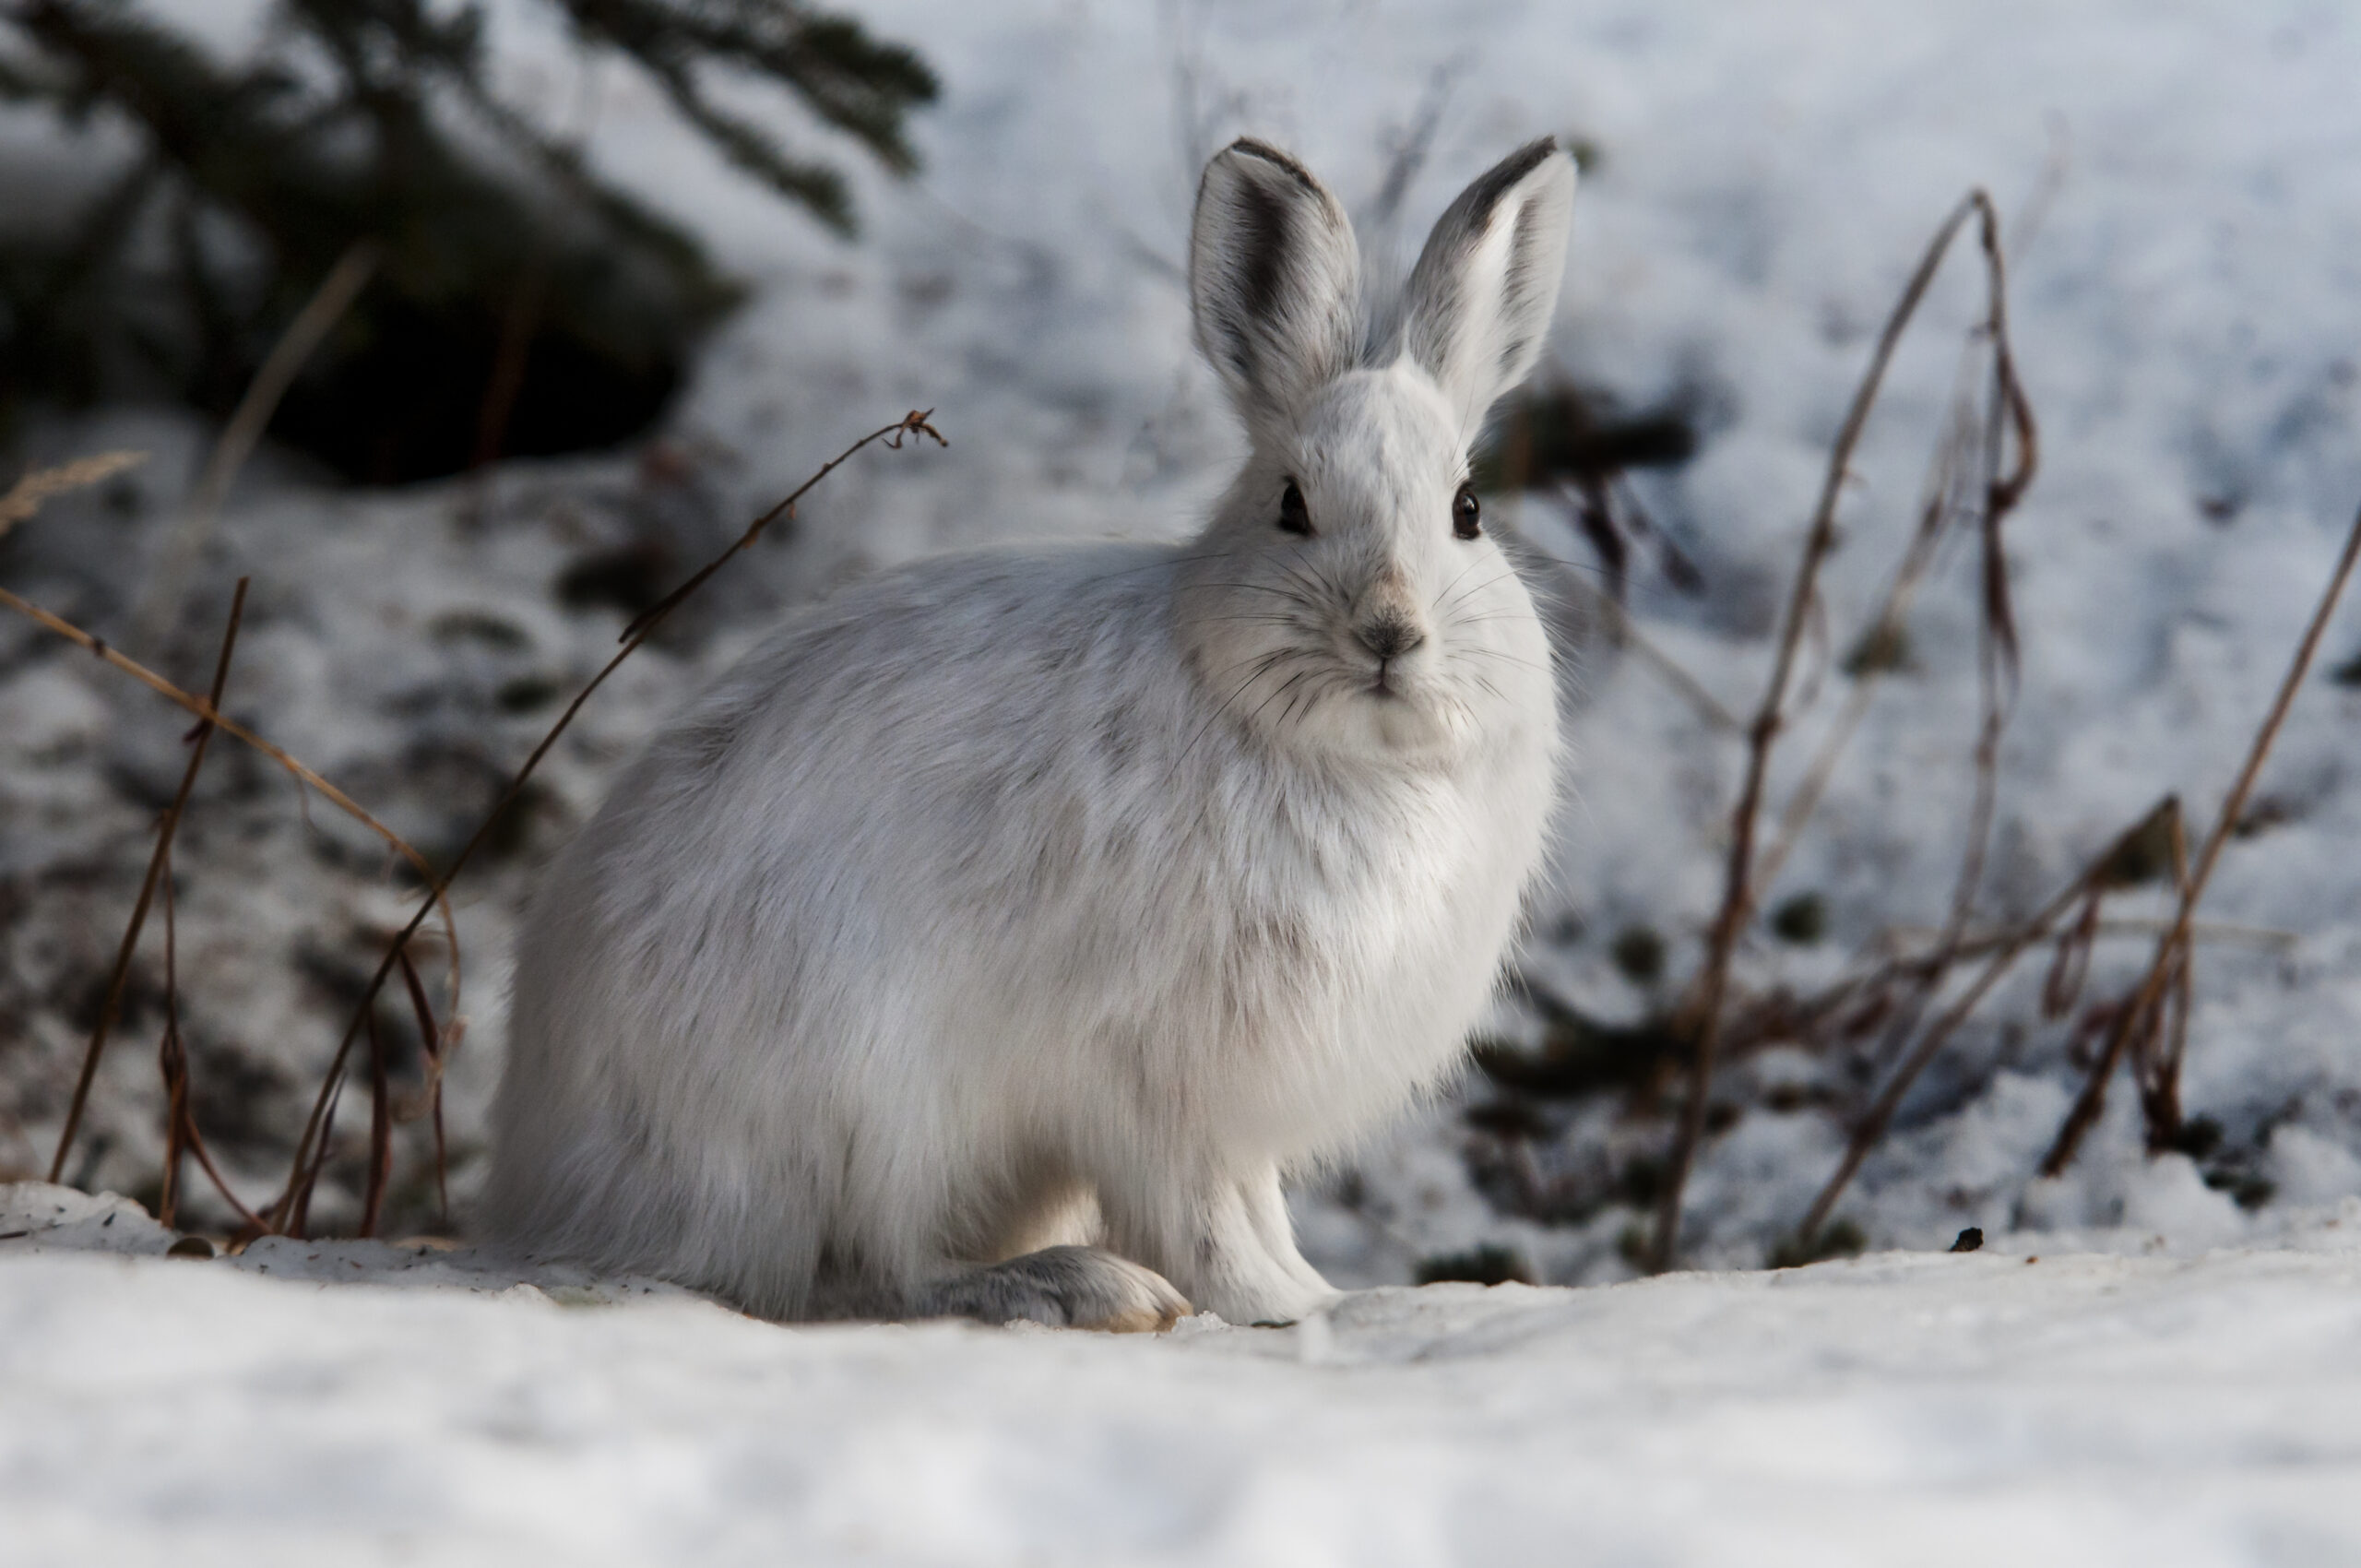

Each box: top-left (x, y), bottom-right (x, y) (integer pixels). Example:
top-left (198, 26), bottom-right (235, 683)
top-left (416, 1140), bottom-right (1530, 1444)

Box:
top-left (10, 1181), bottom-right (2361, 1565)
top-left (6, 0), bottom-right (2361, 1550)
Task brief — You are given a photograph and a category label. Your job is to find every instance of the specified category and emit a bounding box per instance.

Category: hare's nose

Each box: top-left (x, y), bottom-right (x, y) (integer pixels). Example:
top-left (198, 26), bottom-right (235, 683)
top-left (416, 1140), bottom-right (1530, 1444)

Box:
top-left (1354, 614), bottom-right (1426, 660)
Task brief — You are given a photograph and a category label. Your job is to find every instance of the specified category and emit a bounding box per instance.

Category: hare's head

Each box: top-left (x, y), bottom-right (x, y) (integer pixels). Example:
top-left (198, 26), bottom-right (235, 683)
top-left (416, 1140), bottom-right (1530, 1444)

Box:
top-left (1175, 137), bottom-right (1575, 765)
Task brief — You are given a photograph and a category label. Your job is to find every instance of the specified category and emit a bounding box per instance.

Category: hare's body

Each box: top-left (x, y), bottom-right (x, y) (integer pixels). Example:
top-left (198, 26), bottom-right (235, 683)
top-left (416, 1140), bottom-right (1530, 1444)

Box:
top-left (488, 137), bottom-right (1580, 1326)
top-left (492, 531), bottom-right (1551, 1322)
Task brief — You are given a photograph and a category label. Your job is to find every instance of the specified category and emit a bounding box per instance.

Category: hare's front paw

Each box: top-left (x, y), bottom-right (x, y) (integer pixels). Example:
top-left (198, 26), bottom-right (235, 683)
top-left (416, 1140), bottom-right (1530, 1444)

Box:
top-left (913, 1245), bottom-right (1190, 1333)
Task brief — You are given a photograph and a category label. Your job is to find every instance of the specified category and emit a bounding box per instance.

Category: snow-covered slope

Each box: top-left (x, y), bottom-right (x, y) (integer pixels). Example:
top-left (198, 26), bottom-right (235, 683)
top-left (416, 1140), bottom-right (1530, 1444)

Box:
top-left (7, 1182), bottom-right (2361, 1565)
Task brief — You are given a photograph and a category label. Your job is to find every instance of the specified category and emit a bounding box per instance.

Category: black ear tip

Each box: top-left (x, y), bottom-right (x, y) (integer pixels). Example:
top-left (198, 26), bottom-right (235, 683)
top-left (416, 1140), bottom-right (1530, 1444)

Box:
top-left (1498, 137), bottom-right (1566, 186)
top-left (1216, 137), bottom-right (1323, 193)
top-left (1445, 138), bottom-right (1570, 228)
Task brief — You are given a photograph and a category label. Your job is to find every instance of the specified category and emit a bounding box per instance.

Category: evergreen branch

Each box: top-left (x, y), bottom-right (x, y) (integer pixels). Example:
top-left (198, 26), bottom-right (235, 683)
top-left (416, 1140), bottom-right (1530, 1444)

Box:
top-left (3, 0), bottom-right (932, 481)
top-left (431, 59), bottom-right (714, 279)
top-left (557, 0), bottom-right (935, 182)
top-left (634, 46), bottom-right (853, 232)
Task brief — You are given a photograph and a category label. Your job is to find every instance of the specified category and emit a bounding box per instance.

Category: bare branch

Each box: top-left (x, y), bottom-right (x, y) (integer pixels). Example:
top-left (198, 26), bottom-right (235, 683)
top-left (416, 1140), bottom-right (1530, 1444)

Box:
top-left (2042, 496), bottom-right (2361, 1176)
top-left (48, 578), bottom-right (248, 1182)
top-left (1648, 191), bottom-right (2018, 1273)
top-left (272, 409), bottom-right (948, 1233)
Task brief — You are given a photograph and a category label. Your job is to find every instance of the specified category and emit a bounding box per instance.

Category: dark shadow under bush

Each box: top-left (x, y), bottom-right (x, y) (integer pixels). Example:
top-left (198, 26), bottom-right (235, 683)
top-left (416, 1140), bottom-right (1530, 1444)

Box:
top-left (0, 0), bottom-right (934, 481)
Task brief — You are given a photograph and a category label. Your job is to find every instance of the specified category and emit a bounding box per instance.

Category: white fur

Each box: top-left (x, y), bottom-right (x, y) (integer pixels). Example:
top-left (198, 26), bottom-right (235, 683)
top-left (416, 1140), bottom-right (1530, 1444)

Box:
top-left (483, 137), bottom-right (1579, 1325)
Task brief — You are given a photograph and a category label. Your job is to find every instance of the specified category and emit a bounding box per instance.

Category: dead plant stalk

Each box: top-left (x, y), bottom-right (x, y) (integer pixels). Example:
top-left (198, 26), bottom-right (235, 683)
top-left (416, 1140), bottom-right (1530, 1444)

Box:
top-left (0, 450), bottom-right (145, 540)
top-left (1795, 796), bottom-right (2177, 1241)
top-left (48, 579), bottom-right (249, 1182)
top-left (272, 410), bottom-right (948, 1234)
top-left (153, 830), bottom-right (266, 1234)
top-left (0, 583), bottom-right (459, 995)
top-left (1648, 190), bottom-right (2031, 1273)
top-left (0, 452), bottom-right (441, 1207)
top-left (1753, 335), bottom-right (1988, 894)
top-left (1811, 198), bottom-right (2038, 1195)
top-left (2040, 496), bottom-right (2361, 1176)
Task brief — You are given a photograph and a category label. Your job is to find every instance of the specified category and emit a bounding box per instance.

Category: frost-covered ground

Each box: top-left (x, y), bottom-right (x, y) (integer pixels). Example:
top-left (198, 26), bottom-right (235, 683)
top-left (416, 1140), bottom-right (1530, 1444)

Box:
top-left (6, 3), bottom-right (2361, 1546)
top-left (10, 1181), bottom-right (2361, 1565)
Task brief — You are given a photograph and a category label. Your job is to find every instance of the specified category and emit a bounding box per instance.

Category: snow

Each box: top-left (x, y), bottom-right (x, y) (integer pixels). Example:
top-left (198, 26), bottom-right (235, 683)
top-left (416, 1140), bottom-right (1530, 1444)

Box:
top-left (9, 1180), bottom-right (2361, 1563)
top-left (7, 0), bottom-right (2361, 1550)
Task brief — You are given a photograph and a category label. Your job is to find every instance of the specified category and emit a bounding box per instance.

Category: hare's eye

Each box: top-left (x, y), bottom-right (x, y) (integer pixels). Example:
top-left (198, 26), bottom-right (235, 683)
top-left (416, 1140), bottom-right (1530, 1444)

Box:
top-left (1278, 480), bottom-right (1312, 536)
top-left (1453, 482), bottom-right (1482, 540)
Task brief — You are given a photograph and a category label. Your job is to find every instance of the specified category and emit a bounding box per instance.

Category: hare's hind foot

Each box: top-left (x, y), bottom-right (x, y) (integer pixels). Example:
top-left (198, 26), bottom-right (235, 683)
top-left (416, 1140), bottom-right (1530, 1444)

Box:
top-left (912, 1245), bottom-right (1189, 1333)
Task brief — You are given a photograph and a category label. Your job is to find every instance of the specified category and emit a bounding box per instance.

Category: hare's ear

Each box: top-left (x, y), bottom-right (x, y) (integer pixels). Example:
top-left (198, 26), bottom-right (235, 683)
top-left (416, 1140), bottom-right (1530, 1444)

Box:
top-left (1397, 137), bottom-right (1575, 417)
top-left (1190, 138), bottom-right (1362, 431)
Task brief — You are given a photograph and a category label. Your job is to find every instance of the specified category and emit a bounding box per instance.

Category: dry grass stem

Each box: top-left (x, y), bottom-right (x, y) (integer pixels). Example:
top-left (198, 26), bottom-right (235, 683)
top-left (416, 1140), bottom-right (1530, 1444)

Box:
top-left (48, 578), bottom-right (248, 1182)
top-left (0, 450), bottom-right (146, 541)
top-left (1830, 201), bottom-right (2039, 1161)
top-left (397, 947), bottom-right (452, 1223)
top-left (1876, 917), bottom-right (2296, 957)
top-left (2041, 496), bottom-right (2361, 1176)
top-left (2136, 806), bottom-right (2197, 1148)
top-left (1795, 797), bottom-right (2177, 1242)
top-left (154, 842), bottom-right (186, 1227)
top-left (1754, 880), bottom-right (2306, 1063)
top-left (360, 1004), bottom-right (393, 1239)
top-left (156, 823), bottom-right (269, 1233)
top-left (1753, 340), bottom-right (1989, 893)
top-left (0, 583), bottom-right (460, 998)
top-left (271, 409), bottom-right (948, 1234)
top-left (0, 450), bottom-right (454, 1206)
top-left (1648, 190), bottom-right (2029, 1273)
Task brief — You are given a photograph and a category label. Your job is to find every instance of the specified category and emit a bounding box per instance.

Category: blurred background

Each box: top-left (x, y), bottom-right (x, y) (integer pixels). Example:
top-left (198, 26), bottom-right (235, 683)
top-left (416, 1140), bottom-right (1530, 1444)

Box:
top-left (5, 0), bottom-right (2361, 1283)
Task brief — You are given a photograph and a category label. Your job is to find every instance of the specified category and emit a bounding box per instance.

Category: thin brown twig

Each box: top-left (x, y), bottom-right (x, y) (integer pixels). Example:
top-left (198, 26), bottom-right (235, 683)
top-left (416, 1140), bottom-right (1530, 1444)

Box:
top-left (132, 242), bottom-right (380, 647)
top-left (2041, 880), bottom-right (2106, 1019)
top-left (360, 1004), bottom-right (392, 1239)
top-left (2041, 496), bottom-right (2361, 1176)
top-left (1840, 197), bottom-right (2039, 1128)
top-left (271, 409), bottom-right (948, 1232)
top-left (155, 840), bottom-right (186, 1229)
top-left (154, 912), bottom-right (269, 1235)
top-left (0, 588), bottom-right (446, 902)
top-left (0, 581), bottom-right (461, 1010)
top-left (153, 823), bottom-right (270, 1233)
top-left (47, 578), bottom-right (248, 1182)
top-left (1754, 341), bottom-right (1986, 895)
top-left (2127, 803), bottom-right (2196, 1150)
top-left (1753, 879), bottom-right (2267, 1049)
top-left (614, 410), bottom-right (944, 647)
top-left (1794, 796), bottom-right (2176, 1242)
top-left (1646, 193), bottom-right (1999, 1273)
top-left (287, 1058), bottom-right (344, 1240)
top-left (397, 947), bottom-right (451, 1224)
top-left (180, 1126), bottom-right (268, 1235)
top-left (4, 454), bottom-right (458, 1188)
top-left (1880, 914), bottom-right (2293, 962)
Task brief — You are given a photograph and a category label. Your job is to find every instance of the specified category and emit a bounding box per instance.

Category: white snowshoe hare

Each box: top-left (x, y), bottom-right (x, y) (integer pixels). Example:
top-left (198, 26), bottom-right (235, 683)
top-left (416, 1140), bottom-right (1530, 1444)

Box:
top-left (485, 137), bottom-right (1576, 1329)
